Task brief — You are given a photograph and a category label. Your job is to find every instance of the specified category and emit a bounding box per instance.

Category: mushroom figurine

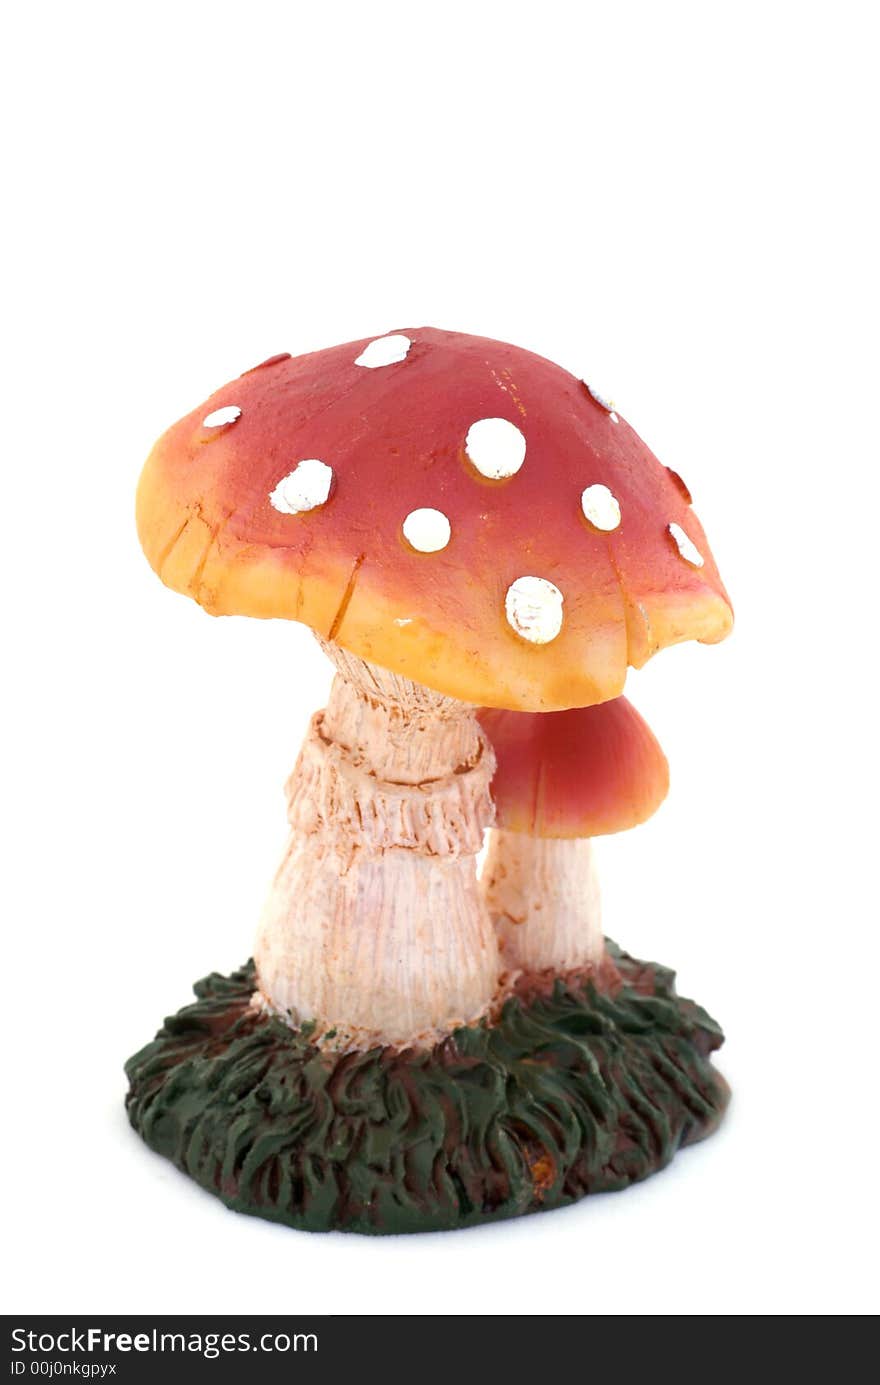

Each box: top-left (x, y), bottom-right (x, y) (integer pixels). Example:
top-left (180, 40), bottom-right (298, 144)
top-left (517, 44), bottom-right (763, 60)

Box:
top-left (478, 698), bottom-right (669, 986)
top-left (127, 327), bottom-right (733, 1234)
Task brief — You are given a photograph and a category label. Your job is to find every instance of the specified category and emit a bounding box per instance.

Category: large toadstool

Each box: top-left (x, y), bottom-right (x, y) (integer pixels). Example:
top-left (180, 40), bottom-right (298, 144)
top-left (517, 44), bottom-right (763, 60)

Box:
top-left (479, 697), bottom-right (669, 981)
top-left (128, 327), bottom-right (734, 1233)
top-left (136, 328), bottom-right (731, 1048)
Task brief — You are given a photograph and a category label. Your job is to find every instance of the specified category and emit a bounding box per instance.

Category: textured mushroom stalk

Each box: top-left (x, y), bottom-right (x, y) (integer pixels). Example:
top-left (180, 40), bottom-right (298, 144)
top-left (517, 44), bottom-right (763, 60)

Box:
top-left (253, 643), bottom-right (499, 1050)
top-left (483, 832), bottom-right (604, 975)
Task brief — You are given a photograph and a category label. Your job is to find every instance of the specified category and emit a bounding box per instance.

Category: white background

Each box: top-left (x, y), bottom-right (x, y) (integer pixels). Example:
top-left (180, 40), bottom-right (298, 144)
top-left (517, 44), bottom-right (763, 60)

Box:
top-left (3, 0), bottom-right (878, 1317)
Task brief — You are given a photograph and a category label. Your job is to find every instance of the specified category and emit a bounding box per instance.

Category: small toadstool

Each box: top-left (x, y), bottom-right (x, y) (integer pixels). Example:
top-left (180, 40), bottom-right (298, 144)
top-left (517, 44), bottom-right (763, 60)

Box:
top-left (478, 698), bottom-right (669, 980)
top-left (135, 327), bottom-right (732, 1051)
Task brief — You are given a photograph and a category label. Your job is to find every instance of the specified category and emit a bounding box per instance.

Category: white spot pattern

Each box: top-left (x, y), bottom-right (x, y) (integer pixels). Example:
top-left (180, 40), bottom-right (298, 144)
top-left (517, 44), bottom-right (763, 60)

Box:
top-left (581, 484), bottom-right (621, 531)
top-left (505, 577), bottom-right (564, 644)
top-left (465, 417), bottom-right (526, 480)
top-left (402, 507), bottom-right (451, 553)
top-left (203, 405), bottom-right (241, 428)
top-left (270, 459), bottom-right (334, 515)
top-left (584, 382), bottom-right (619, 423)
top-left (668, 522), bottom-right (704, 567)
top-left (215, 346), bottom-right (712, 648)
top-left (354, 335), bottom-right (412, 368)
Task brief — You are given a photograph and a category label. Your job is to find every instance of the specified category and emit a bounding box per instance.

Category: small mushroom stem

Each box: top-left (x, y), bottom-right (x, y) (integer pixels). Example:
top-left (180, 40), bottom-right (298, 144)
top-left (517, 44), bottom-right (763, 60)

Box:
top-left (254, 641), bottom-right (499, 1050)
top-left (481, 830), bottom-right (607, 976)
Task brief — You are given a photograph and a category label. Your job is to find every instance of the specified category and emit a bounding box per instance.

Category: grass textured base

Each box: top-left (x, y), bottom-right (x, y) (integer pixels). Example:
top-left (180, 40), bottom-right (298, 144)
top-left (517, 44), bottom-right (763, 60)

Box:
top-left (124, 942), bottom-right (727, 1234)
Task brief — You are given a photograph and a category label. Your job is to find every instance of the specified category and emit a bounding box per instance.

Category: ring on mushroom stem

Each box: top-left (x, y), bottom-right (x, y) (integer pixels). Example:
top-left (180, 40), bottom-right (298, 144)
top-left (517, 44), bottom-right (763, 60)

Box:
top-left (128, 325), bottom-right (733, 1234)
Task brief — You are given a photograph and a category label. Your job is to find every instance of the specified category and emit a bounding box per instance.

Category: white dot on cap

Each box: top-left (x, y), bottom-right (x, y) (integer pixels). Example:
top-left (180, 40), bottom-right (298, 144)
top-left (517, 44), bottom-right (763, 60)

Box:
top-left (465, 417), bottom-right (526, 480)
top-left (668, 522), bottom-right (704, 567)
top-left (505, 576), bottom-right (564, 644)
top-left (354, 334), bottom-right (412, 368)
top-left (583, 382), bottom-right (619, 423)
top-left (203, 405), bottom-right (241, 428)
top-left (270, 459), bottom-right (334, 515)
top-left (581, 484), bottom-right (621, 531)
top-left (402, 507), bottom-right (451, 553)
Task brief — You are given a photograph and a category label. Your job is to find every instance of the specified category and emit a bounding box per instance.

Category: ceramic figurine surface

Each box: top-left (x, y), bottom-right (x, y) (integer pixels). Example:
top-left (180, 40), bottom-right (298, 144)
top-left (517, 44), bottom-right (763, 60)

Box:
top-left (126, 327), bottom-right (734, 1234)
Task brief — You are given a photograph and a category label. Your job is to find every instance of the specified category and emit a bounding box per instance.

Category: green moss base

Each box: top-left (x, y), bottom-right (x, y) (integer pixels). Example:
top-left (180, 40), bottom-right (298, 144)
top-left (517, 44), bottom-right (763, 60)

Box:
top-left (124, 943), bottom-right (727, 1234)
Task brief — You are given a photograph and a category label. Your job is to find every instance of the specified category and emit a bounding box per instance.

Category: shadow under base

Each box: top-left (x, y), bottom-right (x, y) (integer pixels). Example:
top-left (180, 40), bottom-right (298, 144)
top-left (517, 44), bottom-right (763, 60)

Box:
top-left (124, 943), bottom-right (727, 1235)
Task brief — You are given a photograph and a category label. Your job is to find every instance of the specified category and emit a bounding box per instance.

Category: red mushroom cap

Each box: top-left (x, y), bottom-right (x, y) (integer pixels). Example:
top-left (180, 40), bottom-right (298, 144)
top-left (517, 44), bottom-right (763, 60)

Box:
top-left (136, 328), bottom-right (732, 711)
top-left (478, 697), bottom-right (670, 838)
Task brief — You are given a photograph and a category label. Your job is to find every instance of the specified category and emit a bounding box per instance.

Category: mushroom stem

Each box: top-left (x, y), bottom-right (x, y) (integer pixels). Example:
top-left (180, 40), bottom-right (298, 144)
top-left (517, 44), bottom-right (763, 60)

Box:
top-left (481, 830), bottom-right (606, 976)
top-left (253, 642), bottom-right (499, 1050)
